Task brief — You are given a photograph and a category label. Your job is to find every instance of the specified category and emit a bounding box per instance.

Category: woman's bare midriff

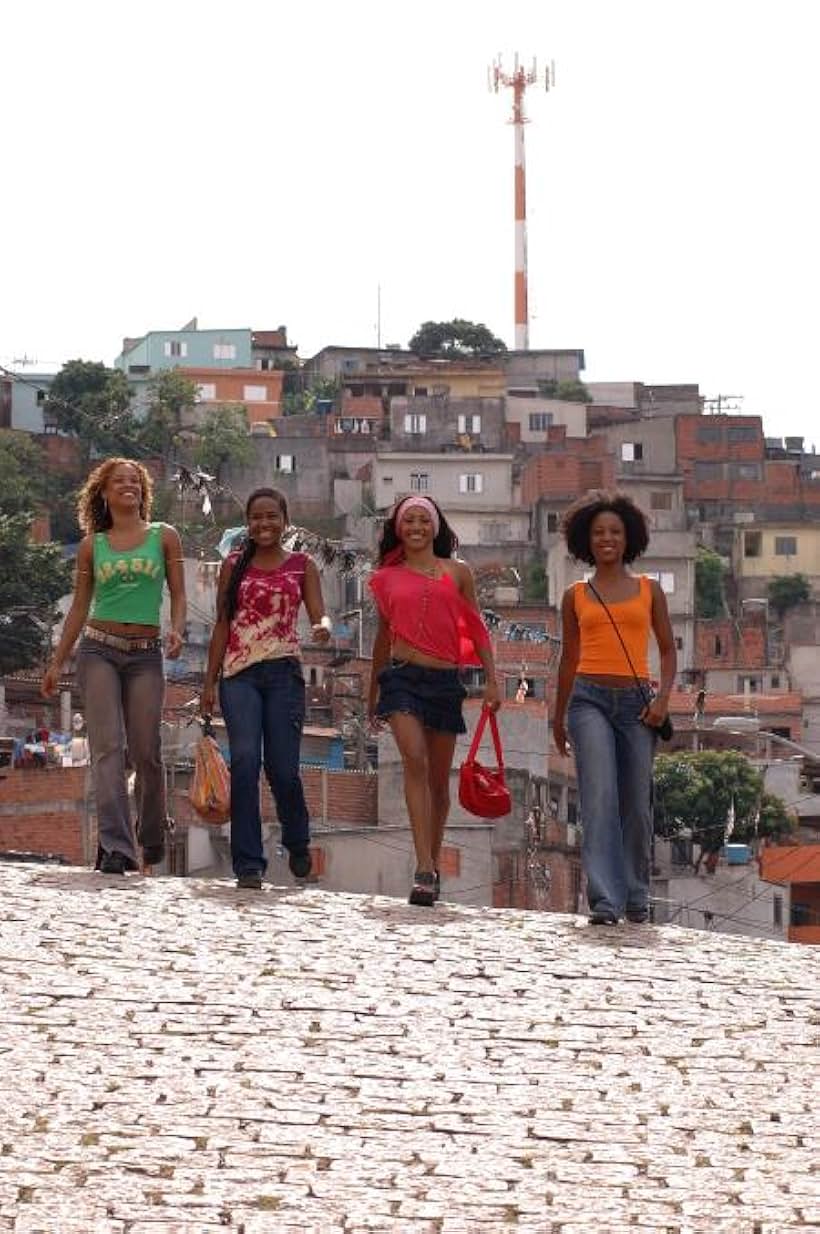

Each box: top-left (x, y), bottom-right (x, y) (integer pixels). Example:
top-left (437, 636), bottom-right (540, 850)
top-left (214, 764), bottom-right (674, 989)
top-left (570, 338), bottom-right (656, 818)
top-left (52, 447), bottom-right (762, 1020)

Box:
top-left (87, 619), bottom-right (161, 637)
top-left (390, 637), bottom-right (458, 670)
top-left (576, 672), bottom-right (649, 689)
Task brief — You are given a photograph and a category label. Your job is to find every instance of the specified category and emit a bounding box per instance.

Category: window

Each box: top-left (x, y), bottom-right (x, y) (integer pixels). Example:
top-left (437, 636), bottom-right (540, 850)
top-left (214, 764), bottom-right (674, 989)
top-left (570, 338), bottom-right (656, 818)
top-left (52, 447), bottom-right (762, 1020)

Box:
top-left (459, 473), bottom-right (484, 494)
top-left (744, 531), bottom-right (762, 558)
top-left (404, 413), bottom-right (427, 434)
top-left (529, 412), bottom-right (553, 432)
top-left (163, 340), bottom-right (187, 358)
top-left (213, 343), bottom-right (237, 360)
top-left (737, 676), bottom-right (759, 693)
top-left (697, 424), bottom-right (723, 444)
top-left (775, 536), bottom-right (797, 556)
top-left (457, 414), bottom-right (481, 434)
top-left (413, 386), bottom-right (428, 397)
top-left (731, 462), bottom-right (761, 480)
top-left (196, 383), bottom-right (216, 402)
top-left (714, 635), bottom-right (723, 656)
top-left (694, 460), bottom-right (722, 480)
top-left (546, 512), bottom-right (559, 533)
top-left (728, 425), bottom-right (758, 443)
top-left (276, 454), bottom-right (295, 473)
top-left (650, 491), bottom-right (673, 510)
top-left (36, 389), bottom-right (47, 405)
top-left (660, 571), bottom-right (675, 594)
top-left (675, 636), bottom-right (684, 651)
top-left (620, 442), bottom-right (644, 462)
top-left (243, 384), bottom-right (268, 402)
top-left (771, 674), bottom-right (780, 689)
top-left (382, 475), bottom-right (393, 484)
top-left (257, 357), bottom-right (273, 371)
top-left (773, 893), bottom-right (783, 928)
top-left (479, 522), bottom-right (510, 544)
top-left (409, 472), bottom-right (429, 492)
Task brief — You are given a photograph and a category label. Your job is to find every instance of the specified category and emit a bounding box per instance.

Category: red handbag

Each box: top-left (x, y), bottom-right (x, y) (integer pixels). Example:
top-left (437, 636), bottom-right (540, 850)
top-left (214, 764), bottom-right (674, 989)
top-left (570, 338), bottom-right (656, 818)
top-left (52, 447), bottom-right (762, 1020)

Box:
top-left (458, 707), bottom-right (512, 820)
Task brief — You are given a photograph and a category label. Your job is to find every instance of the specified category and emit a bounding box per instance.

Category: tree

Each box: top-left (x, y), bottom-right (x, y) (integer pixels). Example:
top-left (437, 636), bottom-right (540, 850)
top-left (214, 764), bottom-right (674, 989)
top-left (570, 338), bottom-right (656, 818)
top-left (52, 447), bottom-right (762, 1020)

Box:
top-left (45, 360), bottom-right (136, 462)
top-left (0, 514), bottom-right (72, 674)
top-left (408, 319), bottom-right (507, 358)
top-left (654, 749), bottom-right (796, 869)
top-left (193, 405), bottom-right (252, 481)
top-left (0, 431), bottom-right (47, 516)
top-left (695, 546), bottom-right (726, 618)
top-left (138, 371), bottom-right (199, 457)
top-left (536, 377), bottom-right (592, 403)
top-left (767, 573), bottom-right (811, 618)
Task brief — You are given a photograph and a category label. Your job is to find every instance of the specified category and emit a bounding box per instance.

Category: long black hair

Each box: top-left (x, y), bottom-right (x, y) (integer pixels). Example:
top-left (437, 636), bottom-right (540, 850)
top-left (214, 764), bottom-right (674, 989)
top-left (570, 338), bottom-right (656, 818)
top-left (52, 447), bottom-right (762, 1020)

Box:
top-left (221, 488), bottom-right (289, 622)
top-left (562, 489), bottom-right (649, 565)
top-left (376, 494), bottom-right (458, 566)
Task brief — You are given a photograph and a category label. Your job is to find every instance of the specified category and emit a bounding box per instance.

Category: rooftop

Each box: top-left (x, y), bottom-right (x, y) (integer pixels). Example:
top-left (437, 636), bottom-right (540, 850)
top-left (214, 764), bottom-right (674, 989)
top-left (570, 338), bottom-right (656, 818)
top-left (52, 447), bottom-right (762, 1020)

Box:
top-left (0, 863), bottom-right (815, 1231)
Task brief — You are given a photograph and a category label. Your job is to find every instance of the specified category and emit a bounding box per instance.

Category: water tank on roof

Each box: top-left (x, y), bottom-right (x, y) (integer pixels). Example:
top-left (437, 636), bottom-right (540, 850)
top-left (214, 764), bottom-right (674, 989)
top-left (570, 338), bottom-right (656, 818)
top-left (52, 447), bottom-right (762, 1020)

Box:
top-left (785, 436), bottom-right (804, 452)
top-left (724, 843), bottom-right (751, 865)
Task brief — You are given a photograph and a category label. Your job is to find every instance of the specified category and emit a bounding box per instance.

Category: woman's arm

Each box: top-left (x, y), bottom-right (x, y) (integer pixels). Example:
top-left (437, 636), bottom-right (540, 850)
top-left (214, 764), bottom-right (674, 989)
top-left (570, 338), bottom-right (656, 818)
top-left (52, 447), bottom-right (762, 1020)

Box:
top-left (162, 525), bottom-right (187, 659)
top-left (552, 587), bottom-right (580, 756)
top-left (457, 561), bottom-right (501, 712)
top-left (201, 559), bottom-right (234, 716)
top-left (302, 558), bottom-right (331, 644)
top-left (368, 614), bottom-right (391, 719)
top-left (644, 579), bottom-right (677, 725)
top-left (41, 537), bottom-right (95, 697)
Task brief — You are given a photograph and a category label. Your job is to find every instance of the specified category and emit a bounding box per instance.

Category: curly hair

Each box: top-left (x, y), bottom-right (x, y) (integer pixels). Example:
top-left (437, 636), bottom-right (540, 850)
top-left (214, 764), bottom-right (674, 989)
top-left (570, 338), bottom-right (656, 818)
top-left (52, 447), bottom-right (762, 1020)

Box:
top-left (376, 494), bottom-right (458, 565)
top-left (76, 457), bottom-right (154, 534)
top-left (562, 490), bottom-right (649, 565)
top-left (221, 488), bottom-right (290, 623)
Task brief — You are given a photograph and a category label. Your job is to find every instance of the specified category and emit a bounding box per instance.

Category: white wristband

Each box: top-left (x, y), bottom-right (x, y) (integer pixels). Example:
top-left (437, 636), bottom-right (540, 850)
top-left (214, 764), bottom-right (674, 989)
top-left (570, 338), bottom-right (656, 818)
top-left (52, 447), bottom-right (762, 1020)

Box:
top-left (313, 615), bottom-right (332, 632)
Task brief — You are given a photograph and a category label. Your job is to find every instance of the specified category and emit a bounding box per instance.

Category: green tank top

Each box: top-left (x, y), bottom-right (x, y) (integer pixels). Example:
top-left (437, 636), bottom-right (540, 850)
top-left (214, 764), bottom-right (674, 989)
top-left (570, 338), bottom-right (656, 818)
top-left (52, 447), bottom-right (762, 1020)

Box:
top-left (90, 523), bottom-right (166, 625)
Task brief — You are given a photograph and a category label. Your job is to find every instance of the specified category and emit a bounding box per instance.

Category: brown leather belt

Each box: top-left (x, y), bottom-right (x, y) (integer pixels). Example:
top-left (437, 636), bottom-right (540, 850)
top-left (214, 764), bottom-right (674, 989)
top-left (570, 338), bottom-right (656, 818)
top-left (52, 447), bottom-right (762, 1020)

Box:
top-left (83, 626), bottom-right (161, 653)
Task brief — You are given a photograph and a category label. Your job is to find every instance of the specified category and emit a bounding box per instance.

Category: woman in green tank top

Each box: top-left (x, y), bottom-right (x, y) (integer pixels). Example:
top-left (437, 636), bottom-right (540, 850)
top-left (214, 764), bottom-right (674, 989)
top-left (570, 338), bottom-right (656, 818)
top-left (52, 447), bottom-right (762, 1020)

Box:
top-left (42, 458), bottom-right (187, 875)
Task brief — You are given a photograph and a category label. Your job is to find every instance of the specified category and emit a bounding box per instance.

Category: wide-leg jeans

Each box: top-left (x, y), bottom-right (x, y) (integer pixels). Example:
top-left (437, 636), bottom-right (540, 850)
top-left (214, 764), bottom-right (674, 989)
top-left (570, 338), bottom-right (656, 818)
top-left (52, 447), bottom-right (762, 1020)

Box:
top-left (567, 678), bottom-right (656, 918)
top-left (219, 657), bottom-right (310, 878)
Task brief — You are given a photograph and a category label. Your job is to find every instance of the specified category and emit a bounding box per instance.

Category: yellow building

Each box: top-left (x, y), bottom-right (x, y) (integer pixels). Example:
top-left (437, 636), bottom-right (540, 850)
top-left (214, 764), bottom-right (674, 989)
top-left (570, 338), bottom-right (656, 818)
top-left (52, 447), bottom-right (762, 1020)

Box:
top-left (734, 523), bottom-right (820, 600)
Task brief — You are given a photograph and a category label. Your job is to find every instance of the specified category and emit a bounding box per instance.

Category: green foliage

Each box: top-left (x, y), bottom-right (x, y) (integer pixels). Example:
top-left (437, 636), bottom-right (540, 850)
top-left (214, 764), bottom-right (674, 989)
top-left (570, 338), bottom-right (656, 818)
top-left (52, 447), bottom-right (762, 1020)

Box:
top-left (138, 371), bottom-right (199, 457)
top-left (654, 749), bottom-right (796, 866)
top-left (408, 319), bottom-right (507, 358)
top-left (536, 378), bottom-right (592, 403)
top-left (767, 573), bottom-right (810, 617)
top-left (695, 547), bottom-right (726, 618)
top-left (45, 360), bottom-right (136, 460)
top-left (0, 431), bottom-right (47, 516)
top-left (0, 514), bottom-right (72, 674)
top-left (282, 376), bottom-right (341, 416)
top-left (194, 405), bottom-right (252, 480)
top-left (522, 562), bottom-right (547, 602)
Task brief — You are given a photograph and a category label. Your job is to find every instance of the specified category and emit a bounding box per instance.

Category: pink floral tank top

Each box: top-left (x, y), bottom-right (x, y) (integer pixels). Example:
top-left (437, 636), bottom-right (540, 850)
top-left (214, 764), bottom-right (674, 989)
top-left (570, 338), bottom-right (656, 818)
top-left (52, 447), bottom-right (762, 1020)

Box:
top-left (222, 551), bottom-right (308, 679)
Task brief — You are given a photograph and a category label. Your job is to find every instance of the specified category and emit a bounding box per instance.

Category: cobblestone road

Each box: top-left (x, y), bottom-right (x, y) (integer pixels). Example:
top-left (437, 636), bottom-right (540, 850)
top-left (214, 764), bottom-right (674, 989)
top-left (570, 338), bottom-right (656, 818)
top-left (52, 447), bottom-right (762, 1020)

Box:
top-left (0, 863), bottom-right (817, 1233)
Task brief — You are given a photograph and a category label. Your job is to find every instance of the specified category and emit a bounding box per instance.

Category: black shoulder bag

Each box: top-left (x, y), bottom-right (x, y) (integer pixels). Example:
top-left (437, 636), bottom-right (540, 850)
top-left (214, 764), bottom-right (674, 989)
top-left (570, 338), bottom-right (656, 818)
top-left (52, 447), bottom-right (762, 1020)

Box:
top-left (586, 579), bottom-right (674, 741)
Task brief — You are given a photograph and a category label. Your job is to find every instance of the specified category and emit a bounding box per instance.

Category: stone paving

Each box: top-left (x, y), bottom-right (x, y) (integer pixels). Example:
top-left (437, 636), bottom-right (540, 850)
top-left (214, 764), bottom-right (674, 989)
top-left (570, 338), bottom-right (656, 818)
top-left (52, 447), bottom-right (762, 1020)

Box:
top-left (0, 863), bottom-right (817, 1234)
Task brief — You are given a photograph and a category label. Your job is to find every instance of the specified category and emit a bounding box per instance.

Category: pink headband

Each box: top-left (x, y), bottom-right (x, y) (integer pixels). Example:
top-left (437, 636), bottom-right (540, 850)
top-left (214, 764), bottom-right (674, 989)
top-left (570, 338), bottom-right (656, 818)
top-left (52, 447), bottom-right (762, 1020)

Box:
top-left (394, 495), bottom-right (440, 536)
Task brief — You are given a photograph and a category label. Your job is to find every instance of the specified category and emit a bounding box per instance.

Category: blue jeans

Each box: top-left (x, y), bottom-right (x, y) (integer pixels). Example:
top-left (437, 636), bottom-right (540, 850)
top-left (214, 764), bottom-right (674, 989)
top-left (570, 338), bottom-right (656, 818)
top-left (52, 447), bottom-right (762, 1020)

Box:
top-left (567, 678), bottom-right (656, 917)
top-left (76, 638), bottom-right (166, 864)
top-left (219, 657), bottom-right (310, 877)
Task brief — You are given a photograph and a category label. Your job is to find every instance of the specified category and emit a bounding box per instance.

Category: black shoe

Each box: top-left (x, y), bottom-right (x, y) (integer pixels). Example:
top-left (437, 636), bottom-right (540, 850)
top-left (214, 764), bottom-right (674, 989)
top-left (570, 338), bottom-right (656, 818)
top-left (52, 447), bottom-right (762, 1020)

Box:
top-left (236, 872), bottom-right (263, 890)
top-left (588, 910), bottom-right (619, 926)
top-left (142, 843), bottom-right (165, 867)
top-left (99, 850), bottom-right (137, 875)
top-left (626, 908), bottom-right (650, 924)
top-left (409, 870), bottom-right (436, 907)
top-left (288, 850), bottom-right (312, 879)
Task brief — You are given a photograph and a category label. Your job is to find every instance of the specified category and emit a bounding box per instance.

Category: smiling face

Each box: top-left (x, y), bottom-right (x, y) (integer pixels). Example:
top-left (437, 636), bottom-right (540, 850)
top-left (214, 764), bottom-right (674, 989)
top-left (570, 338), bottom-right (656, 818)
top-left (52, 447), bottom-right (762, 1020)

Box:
top-left (103, 463), bottom-right (144, 513)
top-left (397, 504), bottom-right (436, 551)
top-left (589, 509), bottom-right (627, 566)
top-left (247, 494), bottom-right (287, 547)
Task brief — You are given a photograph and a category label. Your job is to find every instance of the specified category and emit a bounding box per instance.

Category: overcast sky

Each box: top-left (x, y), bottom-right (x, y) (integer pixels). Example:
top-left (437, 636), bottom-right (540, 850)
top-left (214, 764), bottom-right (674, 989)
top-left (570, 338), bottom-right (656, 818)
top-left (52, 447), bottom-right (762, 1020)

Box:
top-left (3, 0), bottom-right (818, 445)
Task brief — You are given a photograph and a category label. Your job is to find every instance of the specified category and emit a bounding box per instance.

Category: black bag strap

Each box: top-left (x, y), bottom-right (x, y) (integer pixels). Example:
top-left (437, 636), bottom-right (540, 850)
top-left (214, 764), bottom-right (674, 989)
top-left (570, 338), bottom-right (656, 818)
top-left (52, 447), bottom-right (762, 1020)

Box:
top-left (585, 578), bottom-right (651, 709)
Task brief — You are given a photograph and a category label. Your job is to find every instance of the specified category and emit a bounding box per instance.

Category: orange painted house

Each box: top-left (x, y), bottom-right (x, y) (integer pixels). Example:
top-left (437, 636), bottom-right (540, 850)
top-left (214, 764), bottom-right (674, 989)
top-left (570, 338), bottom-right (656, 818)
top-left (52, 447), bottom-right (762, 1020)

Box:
top-left (179, 366), bottom-right (284, 428)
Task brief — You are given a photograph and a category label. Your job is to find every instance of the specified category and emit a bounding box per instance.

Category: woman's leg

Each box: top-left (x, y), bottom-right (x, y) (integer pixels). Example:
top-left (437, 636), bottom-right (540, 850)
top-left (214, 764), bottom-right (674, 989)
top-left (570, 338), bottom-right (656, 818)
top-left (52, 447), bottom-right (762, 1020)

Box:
top-left (614, 706), bottom-right (656, 918)
top-left (260, 660), bottom-right (310, 857)
top-left (77, 645), bottom-right (138, 866)
top-left (220, 669), bottom-right (266, 877)
top-left (122, 650), bottom-right (166, 856)
top-left (389, 711), bottom-right (434, 872)
top-left (567, 685), bottom-right (624, 918)
top-left (424, 728), bottom-right (457, 872)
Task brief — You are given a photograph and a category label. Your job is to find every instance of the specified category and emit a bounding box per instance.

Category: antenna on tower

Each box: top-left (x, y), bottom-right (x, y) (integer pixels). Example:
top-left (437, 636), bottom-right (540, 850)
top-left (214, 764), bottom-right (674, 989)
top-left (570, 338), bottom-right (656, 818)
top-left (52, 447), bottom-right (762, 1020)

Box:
top-left (489, 54), bottom-right (554, 351)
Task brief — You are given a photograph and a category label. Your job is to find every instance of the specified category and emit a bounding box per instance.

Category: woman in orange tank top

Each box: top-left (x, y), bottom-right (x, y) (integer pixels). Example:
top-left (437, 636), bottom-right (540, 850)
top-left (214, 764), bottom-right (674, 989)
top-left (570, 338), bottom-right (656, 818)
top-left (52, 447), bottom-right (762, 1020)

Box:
top-left (552, 491), bottom-right (676, 926)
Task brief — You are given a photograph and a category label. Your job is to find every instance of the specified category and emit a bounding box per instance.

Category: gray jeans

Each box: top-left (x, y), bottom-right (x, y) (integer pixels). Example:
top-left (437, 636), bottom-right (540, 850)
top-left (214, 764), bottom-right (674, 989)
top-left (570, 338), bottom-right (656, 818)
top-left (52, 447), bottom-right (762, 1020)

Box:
top-left (77, 638), bottom-right (166, 863)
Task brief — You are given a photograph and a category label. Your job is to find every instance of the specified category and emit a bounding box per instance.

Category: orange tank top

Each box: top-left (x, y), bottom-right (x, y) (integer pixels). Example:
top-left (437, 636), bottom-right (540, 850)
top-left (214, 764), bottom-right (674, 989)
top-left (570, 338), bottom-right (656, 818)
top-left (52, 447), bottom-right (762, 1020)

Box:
top-left (574, 575), bottom-right (652, 679)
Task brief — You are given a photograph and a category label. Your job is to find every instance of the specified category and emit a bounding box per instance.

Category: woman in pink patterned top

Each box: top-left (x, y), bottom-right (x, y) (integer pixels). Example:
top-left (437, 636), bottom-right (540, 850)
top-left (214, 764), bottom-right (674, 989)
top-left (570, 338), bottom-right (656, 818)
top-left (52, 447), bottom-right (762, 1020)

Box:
top-left (202, 489), bottom-right (330, 890)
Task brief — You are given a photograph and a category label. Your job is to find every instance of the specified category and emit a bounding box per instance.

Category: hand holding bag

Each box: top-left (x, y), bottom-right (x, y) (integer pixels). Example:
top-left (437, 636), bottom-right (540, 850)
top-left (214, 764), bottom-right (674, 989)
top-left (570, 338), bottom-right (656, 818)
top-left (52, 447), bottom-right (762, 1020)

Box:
top-left (459, 706), bottom-right (512, 819)
top-left (190, 719), bottom-right (231, 825)
top-left (587, 579), bottom-right (674, 741)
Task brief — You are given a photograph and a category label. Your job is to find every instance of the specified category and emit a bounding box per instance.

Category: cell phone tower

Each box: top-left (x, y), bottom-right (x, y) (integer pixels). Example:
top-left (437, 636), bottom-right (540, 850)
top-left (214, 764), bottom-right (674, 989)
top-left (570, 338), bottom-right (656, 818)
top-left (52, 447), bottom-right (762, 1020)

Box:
top-left (490, 55), bottom-right (554, 350)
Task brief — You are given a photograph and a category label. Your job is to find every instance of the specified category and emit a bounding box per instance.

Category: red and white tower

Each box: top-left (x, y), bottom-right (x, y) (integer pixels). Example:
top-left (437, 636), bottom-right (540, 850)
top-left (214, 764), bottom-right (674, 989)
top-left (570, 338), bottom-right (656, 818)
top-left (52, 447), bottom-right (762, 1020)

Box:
top-left (490, 55), bottom-right (554, 351)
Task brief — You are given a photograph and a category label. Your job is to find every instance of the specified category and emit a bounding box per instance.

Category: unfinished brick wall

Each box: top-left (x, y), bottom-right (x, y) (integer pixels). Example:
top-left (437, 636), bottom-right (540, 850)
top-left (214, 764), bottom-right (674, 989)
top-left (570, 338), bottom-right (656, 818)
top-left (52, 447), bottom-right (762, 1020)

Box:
top-left (0, 766), bottom-right (90, 863)
top-left (172, 767), bottom-right (379, 830)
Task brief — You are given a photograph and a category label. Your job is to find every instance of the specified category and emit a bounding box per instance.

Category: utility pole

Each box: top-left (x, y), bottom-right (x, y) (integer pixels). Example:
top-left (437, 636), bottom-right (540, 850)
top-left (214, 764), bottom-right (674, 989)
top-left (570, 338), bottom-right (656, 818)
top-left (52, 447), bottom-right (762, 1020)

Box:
top-left (490, 54), bottom-right (554, 350)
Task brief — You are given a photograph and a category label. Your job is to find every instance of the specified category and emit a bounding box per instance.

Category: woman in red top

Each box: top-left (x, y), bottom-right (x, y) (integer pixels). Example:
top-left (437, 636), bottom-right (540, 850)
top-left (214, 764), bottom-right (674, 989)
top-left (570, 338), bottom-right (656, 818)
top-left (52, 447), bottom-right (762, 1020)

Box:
top-left (368, 495), bottom-right (500, 906)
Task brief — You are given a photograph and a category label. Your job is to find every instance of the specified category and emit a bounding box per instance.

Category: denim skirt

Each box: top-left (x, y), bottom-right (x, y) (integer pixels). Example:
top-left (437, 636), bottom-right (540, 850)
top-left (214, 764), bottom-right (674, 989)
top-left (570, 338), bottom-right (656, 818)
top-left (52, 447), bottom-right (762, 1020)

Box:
top-left (376, 660), bottom-right (467, 734)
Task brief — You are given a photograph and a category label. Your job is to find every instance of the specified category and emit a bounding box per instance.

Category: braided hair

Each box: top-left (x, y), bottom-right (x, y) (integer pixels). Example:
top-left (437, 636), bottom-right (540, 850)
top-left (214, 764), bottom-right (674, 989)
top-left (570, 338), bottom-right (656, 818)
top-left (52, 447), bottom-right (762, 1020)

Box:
top-left (221, 488), bottom-right (289, 622)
